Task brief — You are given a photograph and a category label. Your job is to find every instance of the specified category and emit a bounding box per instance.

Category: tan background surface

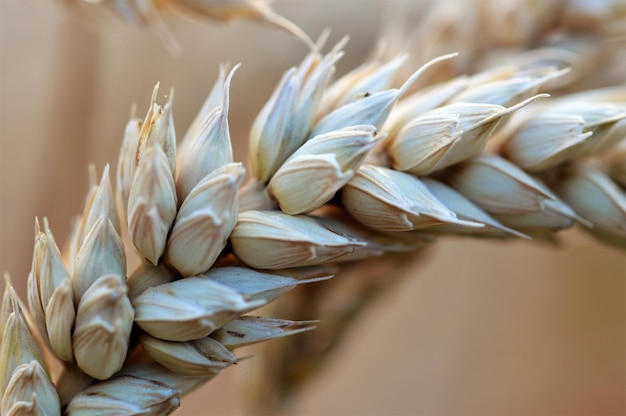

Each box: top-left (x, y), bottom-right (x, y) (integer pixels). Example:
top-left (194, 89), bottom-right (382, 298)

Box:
top-left (1, 1), bottom-right (625, 415)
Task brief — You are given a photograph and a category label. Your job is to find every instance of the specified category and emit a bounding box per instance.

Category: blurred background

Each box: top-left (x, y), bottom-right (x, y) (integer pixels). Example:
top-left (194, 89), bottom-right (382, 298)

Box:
top-left (1, 0), bottom-right (624, 414)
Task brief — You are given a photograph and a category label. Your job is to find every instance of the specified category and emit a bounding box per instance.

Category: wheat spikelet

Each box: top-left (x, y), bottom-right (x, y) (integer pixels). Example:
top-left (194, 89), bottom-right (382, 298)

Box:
top-left (2, 0), bottom-right (625, 414)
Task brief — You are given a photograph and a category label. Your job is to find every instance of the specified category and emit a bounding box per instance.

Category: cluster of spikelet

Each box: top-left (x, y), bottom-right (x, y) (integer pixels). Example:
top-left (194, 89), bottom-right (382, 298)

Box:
top-left (2, 0), bottom-right (625, 414)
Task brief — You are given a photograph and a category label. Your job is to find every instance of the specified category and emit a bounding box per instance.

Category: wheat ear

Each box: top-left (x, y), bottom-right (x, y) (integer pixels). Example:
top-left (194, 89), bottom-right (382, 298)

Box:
top-left (2, 0), bottom-right (625, 415)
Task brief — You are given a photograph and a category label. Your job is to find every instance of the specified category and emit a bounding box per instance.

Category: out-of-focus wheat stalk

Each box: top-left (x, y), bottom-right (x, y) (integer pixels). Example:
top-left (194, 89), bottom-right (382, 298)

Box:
top-left (1, 0), bottom-right (625, 415)
top-left (65, 0), bottom-right (316, 52)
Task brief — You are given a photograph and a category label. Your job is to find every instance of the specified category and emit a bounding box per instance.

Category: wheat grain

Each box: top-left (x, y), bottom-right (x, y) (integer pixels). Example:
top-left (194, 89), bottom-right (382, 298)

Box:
top-left (551, 163), bottom-right (626, 247)
top-left (64, 375), bottom-right (181, 416)
top-left (249, 41), bottom-right (345, 183)
top-left (230, 210), bottom-right (369, 269)
top-left (0, 280), bottom-right (60, 415)
top-left (139, 333), bottom-right (237, 377)
top-left (132, 274), bottom-right (264, 342)
top-left (127, 144), bottom-right (178, 266)
top-left (420, 178), bottom-right (530, 238)
top-left (267, 125), bottom-right (382, 215)
top-left (164, 163), bottom-right (244, 276)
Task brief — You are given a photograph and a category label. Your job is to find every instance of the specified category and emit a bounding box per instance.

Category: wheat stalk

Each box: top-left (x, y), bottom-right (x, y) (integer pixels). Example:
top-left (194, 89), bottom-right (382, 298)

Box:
top-left (2, 0), bottom-right (625, 414)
